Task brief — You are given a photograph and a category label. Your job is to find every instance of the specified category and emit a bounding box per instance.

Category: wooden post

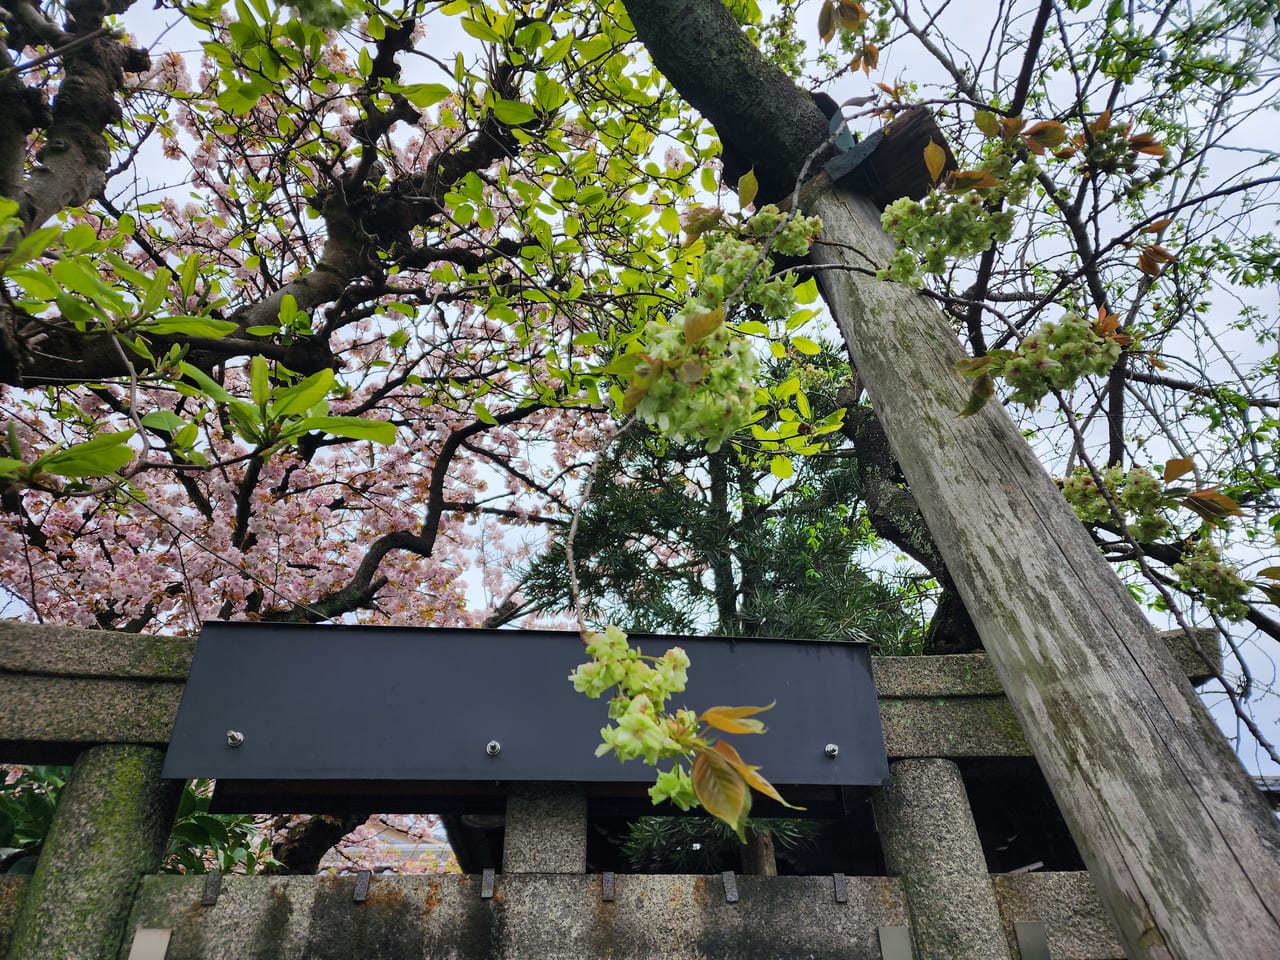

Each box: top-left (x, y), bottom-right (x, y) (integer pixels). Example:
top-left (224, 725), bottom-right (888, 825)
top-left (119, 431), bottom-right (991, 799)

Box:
top-left (802, 179), bottom-right (1280, 958)
top-left (617, 2), bottom-right (1280, 951)
top-left (614, 1), bottom-right (1280, 947)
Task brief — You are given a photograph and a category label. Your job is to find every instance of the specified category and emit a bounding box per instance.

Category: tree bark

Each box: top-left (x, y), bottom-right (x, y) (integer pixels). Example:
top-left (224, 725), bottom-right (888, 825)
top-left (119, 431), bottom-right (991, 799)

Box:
top-left (623, 0), bottom-right (828, 205)
top-left (621, 1), bottom-right (1280, 956)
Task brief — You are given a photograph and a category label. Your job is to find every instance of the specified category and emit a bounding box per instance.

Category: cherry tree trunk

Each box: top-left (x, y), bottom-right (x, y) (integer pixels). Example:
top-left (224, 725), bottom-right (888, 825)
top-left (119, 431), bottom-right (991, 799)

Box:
top-left (619, 1), bottom-right (1280, 956)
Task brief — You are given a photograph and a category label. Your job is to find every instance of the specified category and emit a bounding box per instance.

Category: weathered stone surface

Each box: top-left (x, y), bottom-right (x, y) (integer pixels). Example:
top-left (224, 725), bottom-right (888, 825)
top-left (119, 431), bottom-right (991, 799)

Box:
top-left (879, 697), bottom-right (1029, 757)
top-left (502, 786), bottom-right (587, 874)
top-left (0, 621), bottom-right (193, 679)
top-left (873, 654), bottom-right (1003, 697)
top-left (7, 744), bottom-right (178, 960)
top-left (1159, 627), bottom-right (1221, 686)
top-left (874, 759), bottom-right (1011, 960)
top-left (0, 675), bottom-right (182, 762)
top-left (125, 873), bottom-right (909, 959)
top-left (993, 872), bottom-right (1123, 960)
top-left (874, 632), bottom-right (1215, 697)
top-left (0, 876), bottom-right (28, 956)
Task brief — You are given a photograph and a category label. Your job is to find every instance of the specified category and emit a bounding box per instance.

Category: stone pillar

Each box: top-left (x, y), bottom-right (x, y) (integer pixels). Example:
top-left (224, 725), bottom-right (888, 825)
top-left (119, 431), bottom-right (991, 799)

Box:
top-left (8, 745), bottom-right (177, 960)
top-left (501, 785), bottom-right (587, 874)
top-left (873, 758), bottom-right (1012, 960)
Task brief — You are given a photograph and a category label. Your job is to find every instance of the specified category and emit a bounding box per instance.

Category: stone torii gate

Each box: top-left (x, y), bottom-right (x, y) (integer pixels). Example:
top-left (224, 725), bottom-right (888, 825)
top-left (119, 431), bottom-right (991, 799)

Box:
top-left (2, 618), bottom-right (1233, 959)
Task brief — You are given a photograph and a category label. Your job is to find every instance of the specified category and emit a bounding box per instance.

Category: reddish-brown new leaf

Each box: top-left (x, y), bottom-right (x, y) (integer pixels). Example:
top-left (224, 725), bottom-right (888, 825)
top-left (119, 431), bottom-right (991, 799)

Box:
top-left (861, 41), bottom-right (879, 73)
top-left (949, 170), bottom-right (1000, 191)
top-left (692, 746), bottom-right (751, 841)
top-left (923, 139), bottom-right (946, 184)
top-left (817, 0), bottom-right (837, 43)
top-left (700, 702), bottom-right (773, 735)
top-left (1163, 457), bottom-right (1195, 483)
top-left (1094, 305), bottom-right (1121, 334)
top-left (712, 741), bottom-right (804, 810)
top-left (1184, 488), bottom-right (1244, 523)
top-left (1023, 120), bottom-right (1068, 150)
top-left (683, 305), bottom-right (724, 344)
top-left (955, 354), bottom-right (998, 376)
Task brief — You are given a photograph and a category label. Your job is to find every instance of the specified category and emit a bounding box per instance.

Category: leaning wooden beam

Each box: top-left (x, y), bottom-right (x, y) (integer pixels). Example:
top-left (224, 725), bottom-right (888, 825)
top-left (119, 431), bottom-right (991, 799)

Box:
top-left (619, 1), bottom-right (1280, 956)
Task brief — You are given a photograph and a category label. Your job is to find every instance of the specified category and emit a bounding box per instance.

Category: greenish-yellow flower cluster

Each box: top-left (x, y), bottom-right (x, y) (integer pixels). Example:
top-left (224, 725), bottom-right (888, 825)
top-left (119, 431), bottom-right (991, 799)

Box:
top-left (1173, 540), bottom-right (1250, 621)
top-left (569, 625), bottom-right (699, 808)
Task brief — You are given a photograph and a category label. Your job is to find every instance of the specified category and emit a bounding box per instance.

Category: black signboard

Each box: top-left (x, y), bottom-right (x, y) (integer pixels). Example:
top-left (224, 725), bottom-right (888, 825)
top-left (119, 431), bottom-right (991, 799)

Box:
top-left (163, 622), bottom-right (888, 813)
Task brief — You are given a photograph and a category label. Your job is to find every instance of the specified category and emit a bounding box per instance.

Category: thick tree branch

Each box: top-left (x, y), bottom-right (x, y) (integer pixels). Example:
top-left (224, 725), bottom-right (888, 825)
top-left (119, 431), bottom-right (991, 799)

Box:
top-left (14, 1), bottom-right (148, 230)
top-left (623, 0), bottom-right (828, 203)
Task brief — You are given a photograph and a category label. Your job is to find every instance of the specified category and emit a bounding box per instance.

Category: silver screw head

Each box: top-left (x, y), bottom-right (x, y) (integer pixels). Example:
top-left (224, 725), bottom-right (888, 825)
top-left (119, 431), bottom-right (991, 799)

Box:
top-left (226, 729), bottom-right (245, 748)
top-left (824, 743), bottom-right (839, 758)
top-left (485, 739), bottom-right (502, 757)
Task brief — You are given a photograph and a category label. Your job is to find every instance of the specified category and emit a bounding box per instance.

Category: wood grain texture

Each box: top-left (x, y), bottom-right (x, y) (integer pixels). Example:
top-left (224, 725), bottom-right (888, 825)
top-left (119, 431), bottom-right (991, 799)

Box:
top-left (805, 183), bottom-right (1280, 959)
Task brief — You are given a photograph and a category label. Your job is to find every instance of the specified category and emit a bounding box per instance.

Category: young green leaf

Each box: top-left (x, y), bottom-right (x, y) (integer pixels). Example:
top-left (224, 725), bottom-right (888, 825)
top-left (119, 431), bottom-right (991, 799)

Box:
top-left (959, 372), bottom-right (996, 417)
top-left (178, 362), bottom-right (236, 404)
top-left (139, 268), bottom-right (173, 319)
top-left (37, 431), bottom-right (137, 479)
top-left (250, 356), bottom-right (269, 410)
top-left (791, 335), bottom-right (821, 355)
top-left (974, 110), bottom-right (1000, 138)
top-left (399, 83), bottom-right (452, 108)
top-left (141, 411), bottom-right (188, 433)
top-left (270, 369), bottom-right (334, 419)
top-left (142, 317), bottom-right (238, 338)
top-left (293, 416), bottom-right (396, 444)
top-left (493, 99), bottom-right (537, 126)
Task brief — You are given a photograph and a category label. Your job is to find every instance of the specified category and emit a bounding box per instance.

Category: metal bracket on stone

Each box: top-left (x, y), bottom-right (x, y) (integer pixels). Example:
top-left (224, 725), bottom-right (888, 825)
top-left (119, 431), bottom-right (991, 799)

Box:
top-left (832, 872), bottom-right (849, 903)
top-left (481, 867), bottom-right (496, 900)
top-left (877, 925), bottom-right (913, 959)
top-left (353, 869), bottom-right (371, 903)
top-left (601, 871), bottom-right (616, 903)
top-left (1015, 921), bottom-right (1051, 960)
top-left (721, 870), bottom-right (739, 903)
top-left (821, 106), bottom-right (956, 209)
top-left (126, 928), bottom-right (172, 960)
top-left (200, 870), bottom-right (222, 907)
